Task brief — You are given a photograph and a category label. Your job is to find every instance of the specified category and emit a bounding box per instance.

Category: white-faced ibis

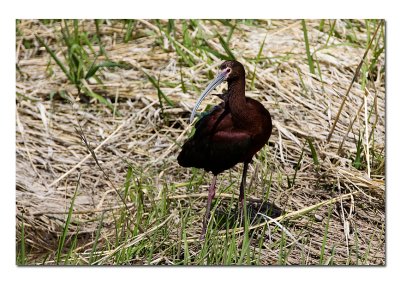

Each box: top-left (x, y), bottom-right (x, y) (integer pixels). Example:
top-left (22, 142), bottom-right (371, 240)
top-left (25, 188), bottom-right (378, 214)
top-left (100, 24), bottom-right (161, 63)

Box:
top-left (178, 60), bottom-right (272, 237)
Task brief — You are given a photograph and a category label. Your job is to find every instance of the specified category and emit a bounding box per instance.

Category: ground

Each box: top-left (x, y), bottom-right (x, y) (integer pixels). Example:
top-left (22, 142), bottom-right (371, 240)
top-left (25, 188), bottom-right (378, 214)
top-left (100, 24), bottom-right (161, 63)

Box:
top-left (16, 19), bottom-right (385, 265)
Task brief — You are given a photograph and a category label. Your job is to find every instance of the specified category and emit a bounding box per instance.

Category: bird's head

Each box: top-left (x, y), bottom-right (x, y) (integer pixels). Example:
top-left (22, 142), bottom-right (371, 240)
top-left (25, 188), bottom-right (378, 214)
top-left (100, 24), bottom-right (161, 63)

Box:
top-left (219, 60), bottom-right (245, 83)
top-left (189, 60), bottom-right (245, 123)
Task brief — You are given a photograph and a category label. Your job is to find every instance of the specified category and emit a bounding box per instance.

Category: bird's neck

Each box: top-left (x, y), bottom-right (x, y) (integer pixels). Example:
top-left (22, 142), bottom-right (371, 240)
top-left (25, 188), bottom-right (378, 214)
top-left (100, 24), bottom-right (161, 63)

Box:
top-left (228, 79), bottom-right (249, 124)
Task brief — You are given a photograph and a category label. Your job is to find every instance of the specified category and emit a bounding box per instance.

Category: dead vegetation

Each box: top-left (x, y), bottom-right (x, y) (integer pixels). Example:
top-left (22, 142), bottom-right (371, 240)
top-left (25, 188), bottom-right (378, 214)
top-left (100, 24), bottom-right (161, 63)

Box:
top-left (16, 19), bottom-right (385, 265)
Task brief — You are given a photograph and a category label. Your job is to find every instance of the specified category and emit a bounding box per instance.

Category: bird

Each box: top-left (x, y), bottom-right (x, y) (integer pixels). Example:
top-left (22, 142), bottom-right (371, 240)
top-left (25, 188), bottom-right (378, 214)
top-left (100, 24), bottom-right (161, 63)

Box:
top-left (177, 60), bottom-right (272, 238)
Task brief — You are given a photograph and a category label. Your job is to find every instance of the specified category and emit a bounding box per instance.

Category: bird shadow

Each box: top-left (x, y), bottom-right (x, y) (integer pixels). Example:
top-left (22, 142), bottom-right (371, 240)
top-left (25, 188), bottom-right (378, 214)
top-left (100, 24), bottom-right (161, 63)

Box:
top-left (213, 200), bottom-right (283, 231)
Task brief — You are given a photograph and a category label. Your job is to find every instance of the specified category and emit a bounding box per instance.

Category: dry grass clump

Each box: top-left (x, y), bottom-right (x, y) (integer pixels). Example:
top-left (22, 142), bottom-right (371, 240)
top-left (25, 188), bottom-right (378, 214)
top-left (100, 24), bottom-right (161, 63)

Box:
top-left (16, 19), bottom-right (385, 265)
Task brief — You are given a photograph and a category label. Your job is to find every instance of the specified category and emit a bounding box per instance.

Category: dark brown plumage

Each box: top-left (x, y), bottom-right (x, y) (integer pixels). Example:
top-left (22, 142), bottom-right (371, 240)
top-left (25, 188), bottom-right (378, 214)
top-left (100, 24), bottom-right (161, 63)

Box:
top-left (177, 60), bottom-right (272, 237)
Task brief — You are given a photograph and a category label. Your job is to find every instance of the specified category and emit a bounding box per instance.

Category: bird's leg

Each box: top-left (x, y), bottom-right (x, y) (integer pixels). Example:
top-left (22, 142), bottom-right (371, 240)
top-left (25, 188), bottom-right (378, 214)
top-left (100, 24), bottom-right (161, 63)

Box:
top-left (201, 175), bottom-right (218, 239)
top-left (239, 162), bottom-right (249, 208)
top-left (238, 162), bottom-right (249, 225)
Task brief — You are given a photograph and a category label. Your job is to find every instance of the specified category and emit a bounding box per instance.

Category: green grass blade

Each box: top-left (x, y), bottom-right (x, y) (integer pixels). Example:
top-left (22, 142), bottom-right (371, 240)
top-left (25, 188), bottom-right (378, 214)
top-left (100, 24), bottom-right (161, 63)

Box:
top-left (182, 21), bottom-right (192, 48)
top-left (301, 20), bottom-right (315, 74)
top-left (89, 212), bottom-right (105, 264)
top-left (251, 35), bottom-right (267, 89)
top-left (172, 41), bottom-right (194, 66)
top-left (68, 44), bottom-right (85, 85)
top-left (167, 19), bottom-right (175, 36)
top-left (217, 33), bottom-right (236, 60)
top-left (156, 21), bottom-right (195, 66)
top-left (124, 20), bottom-right (135, 43)
top-left (291, 142), bottom-right (306, 187)
top-left (80, 31), bottom-right (97, 55)
top-left (318, 19), bottom-right (325, 32)
top-left (307, 137), bottom-right (320, 166)
top-left (65, 229), bottom-right (79, 264)
top-left (295, 66), bottom-right (307, 92)
top-left (238, 202), bottom-right (250, 264)
top-left (83, 88), bottom-right (116, 111)
top-left (73, 20), bottom-right (79, 42)
top-left (278, 229), bottom-right (288, 265)
top-left (144, 71), bottom-right (174, 107)
top-left (123, 166), bottom-right (133, 200)
top-left (353, 130), bottom-right (363, 169)
top-left (56, 173), bottom-right (80, 264)
top-left (35, 34), bottom-right (73, 82)
top-left (93, 20), bottom-right (108, 56)
top-left (61, 20), bottom-right (72, 47)
top-left (199, 45), bottom-right (231, 61)
top-left (323, 20), bottom-right (337, 47)
top-left (226, 22), bottom-right (236, 44)
top-left (85, 61), bottom-right (127, 80)
top-left (84, 56), bottom-right (99, 80)
top-left (180, 65), bottom-right (187, 93)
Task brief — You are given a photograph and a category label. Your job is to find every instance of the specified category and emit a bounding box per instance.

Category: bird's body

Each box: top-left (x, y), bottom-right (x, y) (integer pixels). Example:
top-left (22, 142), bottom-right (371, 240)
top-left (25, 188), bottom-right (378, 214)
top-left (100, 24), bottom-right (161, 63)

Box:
top-left (177, 61), bottom-right (272, 238)
top-left (178, 93), bottom-right (271, 175)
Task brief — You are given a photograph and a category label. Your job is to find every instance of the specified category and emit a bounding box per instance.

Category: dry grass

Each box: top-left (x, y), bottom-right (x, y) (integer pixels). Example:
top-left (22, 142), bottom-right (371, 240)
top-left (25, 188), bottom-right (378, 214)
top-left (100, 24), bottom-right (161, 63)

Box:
top-left (16, 19), bottom-right (385, 265)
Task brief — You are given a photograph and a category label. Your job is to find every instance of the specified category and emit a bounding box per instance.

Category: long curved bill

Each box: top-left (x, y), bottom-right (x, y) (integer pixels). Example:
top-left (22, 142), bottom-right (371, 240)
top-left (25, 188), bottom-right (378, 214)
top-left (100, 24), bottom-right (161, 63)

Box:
top-left (189, 69), bottom-right (229, 123)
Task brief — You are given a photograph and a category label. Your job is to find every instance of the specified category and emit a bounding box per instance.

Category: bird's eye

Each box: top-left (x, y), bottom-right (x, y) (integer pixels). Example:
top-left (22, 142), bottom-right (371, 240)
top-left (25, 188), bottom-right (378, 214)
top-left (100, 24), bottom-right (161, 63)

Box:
top-left (227, 68), bottom-right (232, 74)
